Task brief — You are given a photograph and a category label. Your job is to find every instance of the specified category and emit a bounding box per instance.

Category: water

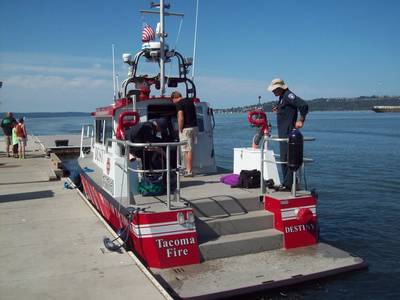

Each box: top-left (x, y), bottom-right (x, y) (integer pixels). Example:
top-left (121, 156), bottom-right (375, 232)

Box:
top-left (23, 111), bottom-right (400, 299)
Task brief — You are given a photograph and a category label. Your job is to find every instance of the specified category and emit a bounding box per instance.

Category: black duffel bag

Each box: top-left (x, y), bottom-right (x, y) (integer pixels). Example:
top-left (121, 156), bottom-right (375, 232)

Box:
top-left (233, 169), bottom-right (261, 189)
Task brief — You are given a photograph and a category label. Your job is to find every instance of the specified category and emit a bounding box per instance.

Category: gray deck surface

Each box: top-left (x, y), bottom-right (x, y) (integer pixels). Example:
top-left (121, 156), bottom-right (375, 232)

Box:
top-left (0, 137), bottom-right (166, 300)
top-left (79, 154), bottom-right (267, 213)
top-left (154, 242), bottom-right (365, 299)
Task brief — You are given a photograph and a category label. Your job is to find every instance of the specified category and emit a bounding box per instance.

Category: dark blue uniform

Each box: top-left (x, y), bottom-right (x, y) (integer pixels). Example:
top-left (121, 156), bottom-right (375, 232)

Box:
top-left (276, 89), bottom-right (308, 188)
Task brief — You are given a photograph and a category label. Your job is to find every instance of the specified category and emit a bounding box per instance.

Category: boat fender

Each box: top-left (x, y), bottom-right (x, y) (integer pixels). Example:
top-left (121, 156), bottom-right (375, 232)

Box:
top-left (116, 111), bottom-right (140, 140)
top-left (295, 207), bottom-right (313, 224)
top-left (288, 129), bottom-right (303, 171)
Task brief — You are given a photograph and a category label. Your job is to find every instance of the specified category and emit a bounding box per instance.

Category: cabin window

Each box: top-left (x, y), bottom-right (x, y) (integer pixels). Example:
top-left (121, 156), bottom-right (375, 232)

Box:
top-left (95, 118), bottom-right (113, 145)
top-left (95, 119), bottom-right (104, 144)
top-left (104, 119), bottom-right (113, 147)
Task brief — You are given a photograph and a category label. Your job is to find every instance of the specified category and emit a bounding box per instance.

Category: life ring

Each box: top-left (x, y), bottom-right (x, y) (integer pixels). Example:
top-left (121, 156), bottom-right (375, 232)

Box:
top-left (116, 111), bottom-right (140, 140)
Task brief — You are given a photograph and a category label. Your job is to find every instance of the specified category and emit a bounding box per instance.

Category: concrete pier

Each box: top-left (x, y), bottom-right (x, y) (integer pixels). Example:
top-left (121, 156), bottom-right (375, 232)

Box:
top-left (0, 136), bottom-right (167, 300)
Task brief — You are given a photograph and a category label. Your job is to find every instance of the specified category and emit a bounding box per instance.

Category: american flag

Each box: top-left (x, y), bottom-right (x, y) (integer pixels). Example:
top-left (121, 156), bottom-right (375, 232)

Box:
top-left (142, 23), bottom-right (155, 42)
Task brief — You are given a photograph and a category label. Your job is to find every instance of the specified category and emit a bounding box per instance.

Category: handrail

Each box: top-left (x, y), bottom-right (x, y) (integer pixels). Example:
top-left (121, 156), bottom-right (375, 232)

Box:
top-left (106, 138), bottom-right (187, 210)
top-left (266, 135), bottom-right (316, 142)
top-left (260, 134), bottom-right (315, 196)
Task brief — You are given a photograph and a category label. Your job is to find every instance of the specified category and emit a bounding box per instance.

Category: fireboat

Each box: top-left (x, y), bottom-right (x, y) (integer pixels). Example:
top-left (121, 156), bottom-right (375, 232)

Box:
top-left (75, 1), bottom-right (366, 299)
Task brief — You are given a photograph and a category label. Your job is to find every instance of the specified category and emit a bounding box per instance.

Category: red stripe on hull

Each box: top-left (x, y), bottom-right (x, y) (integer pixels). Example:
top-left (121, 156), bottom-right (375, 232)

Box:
top-left (80, 173), bottom-right (200, 268)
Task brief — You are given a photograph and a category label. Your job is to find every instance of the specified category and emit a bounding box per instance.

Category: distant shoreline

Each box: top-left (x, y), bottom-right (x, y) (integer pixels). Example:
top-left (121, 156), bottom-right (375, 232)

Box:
top-left (213, 96), bottom-right (400, 113)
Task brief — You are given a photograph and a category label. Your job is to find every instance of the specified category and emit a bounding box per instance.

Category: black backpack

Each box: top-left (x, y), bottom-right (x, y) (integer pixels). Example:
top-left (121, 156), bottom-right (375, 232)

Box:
top-left (233, 169), bottom-right (261, 189)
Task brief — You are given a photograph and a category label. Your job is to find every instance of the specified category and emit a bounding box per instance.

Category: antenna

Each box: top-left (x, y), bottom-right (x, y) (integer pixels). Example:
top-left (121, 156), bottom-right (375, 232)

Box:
top-left (159, 0), bottom-right (166, 96)
top-left (112, 44), bottom-right (117, 101)
top-left (191, 0), bottom-right (199, 81)
top-left (116, 74), bottom-right (120, 98)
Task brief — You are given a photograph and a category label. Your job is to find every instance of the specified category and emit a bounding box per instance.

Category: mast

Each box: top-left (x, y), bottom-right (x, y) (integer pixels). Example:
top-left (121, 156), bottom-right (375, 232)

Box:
top-left (141, 2), bottom-right (184, 96)
top-left (151, 1), bottom-right (166, 96)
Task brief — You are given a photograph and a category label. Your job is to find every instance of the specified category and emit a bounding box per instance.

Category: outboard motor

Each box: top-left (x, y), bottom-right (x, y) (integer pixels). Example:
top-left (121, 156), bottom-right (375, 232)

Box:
top-left (288, 129), bottom-right (303, 171)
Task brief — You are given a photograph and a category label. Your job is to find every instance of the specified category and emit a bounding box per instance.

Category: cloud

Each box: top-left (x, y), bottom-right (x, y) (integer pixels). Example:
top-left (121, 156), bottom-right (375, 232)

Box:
top-left (3, 51), bottom-right (389, 112)
top-left (0, 52), bottom-right (122, 112)
top-left (0, 63), bottom-right (113, 78)
top-left (5, 75), bottom-right (109, 90)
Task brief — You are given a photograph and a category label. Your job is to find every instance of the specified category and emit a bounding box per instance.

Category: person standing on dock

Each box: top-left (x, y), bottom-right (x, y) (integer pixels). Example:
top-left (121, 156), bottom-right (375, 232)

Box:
top-left (15, 118), bottom-right (27, 159)
top-left (267, 78), bottom-right (309, 191)
top-left (1, 112), bottom-right (17, 157)
top-left (171, 91), bottom-right (198, 177)
top-left (11, 122), bottom-right (19, 158)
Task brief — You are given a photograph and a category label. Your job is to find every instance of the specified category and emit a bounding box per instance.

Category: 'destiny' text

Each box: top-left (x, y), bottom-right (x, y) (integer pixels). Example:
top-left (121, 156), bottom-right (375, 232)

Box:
top-left (285, 223), bottom-right (316, 234)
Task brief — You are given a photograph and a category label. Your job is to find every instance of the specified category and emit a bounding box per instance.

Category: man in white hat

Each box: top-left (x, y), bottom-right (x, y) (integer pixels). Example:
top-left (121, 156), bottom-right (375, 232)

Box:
top-left (267, 78), bottom-right (309, 191)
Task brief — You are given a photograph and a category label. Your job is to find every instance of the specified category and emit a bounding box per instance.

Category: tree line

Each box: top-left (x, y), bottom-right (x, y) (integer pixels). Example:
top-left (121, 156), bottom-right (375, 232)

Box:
top-left (214, 96), bottom-right (400, 113)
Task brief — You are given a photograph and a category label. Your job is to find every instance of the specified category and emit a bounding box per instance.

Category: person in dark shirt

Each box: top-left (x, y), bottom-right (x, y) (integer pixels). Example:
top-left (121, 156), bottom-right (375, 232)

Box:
top-left (171, 91), bottom-right (198, 177)
top-left (126, 119), bottom-right (170, 171)
top-left (127, 120), bottom-right (160, 156)
top-left (153, 117), bottom-right (176, 142)
top-left (1, 112), bottom-right (17, 157)
top-left (268, 78), bottom-right (309, 191)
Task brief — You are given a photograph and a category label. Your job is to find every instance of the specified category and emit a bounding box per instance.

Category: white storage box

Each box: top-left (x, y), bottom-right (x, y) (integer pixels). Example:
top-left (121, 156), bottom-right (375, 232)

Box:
top-left (233, 147), bottom-right (281, 186)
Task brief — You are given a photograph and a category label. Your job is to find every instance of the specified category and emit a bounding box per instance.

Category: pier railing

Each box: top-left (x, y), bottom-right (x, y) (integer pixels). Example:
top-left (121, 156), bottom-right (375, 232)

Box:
top-left (260, 135), bottom-right (315, 196)
top-left (107, 138), bottom-right (187, 210)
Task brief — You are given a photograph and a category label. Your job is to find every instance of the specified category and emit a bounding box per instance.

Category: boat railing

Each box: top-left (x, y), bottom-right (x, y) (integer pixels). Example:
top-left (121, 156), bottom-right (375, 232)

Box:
top-left (260, 135), bottom-right (315, 196)
top-left (107, 138), bottom-right (187, 210)
top-left (80, 124), bottom-right (94, 158)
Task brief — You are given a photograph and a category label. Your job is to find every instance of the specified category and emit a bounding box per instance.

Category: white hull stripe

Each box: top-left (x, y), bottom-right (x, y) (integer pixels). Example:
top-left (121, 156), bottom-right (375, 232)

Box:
top-left (135, 220), bottom-right (184, 228)
top-left (129, 223), bottom-right (196, 238)
top-left (132, 229), bottom-right (197, 238)
top-left (281, 207), bottom-right (316, 220)
top-left (281, 205), bottom-right (316, 212)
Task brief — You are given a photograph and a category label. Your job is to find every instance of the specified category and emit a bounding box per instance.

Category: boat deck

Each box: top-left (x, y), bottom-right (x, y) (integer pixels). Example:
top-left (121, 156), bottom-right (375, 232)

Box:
top-left (78, 153), bottom-right (305, 213)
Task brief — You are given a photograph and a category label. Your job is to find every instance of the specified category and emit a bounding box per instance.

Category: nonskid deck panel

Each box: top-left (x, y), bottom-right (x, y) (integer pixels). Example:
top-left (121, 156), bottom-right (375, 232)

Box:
top-left (78, 154), bottom-right (266, 213)
top-left (153, 242), bottom-right (366, 299)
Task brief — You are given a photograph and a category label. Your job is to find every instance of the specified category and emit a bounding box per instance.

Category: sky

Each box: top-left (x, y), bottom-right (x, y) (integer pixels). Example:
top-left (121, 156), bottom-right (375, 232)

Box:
top-left (0, 0), bottom-right (399, 112)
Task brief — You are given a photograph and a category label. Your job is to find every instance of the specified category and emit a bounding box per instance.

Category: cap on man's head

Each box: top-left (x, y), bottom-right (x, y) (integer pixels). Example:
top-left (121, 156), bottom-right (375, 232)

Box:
top-left (267, 78), bottom-right (288, 92)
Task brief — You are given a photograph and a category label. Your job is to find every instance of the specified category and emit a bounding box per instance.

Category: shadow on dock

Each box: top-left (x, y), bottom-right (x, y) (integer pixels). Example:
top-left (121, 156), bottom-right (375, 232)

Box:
top-left (0, 190), bottom-right (55, 203)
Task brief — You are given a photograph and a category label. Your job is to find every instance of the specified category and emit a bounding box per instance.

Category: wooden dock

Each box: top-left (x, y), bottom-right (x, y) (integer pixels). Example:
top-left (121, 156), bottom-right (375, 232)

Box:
top-left (0, 136), bottom-right (168, 300)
